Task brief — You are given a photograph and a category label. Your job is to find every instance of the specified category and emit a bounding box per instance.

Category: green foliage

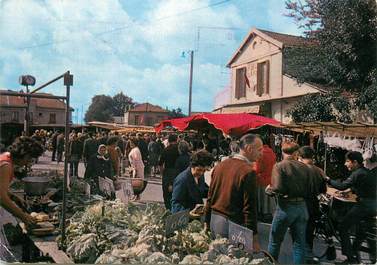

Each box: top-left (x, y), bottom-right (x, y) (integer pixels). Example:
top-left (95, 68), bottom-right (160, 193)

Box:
top-left (85, 92), bottom-right (136, 122)
top-left (168, 108), bottom-right (186, 118)
top-left (285, 0), bottom-right (377, 120)
top-left (288, 93), bottom-right (351, 123)
top-left (112, 92), bottom-right (135, 116)
top-left (85, 95), bottom-right (114, 122)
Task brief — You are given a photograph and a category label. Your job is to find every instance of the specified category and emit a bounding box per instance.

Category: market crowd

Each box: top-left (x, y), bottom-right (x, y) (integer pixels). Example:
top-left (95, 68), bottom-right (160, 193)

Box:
top-left (0, 129), bottom-right (376, 264)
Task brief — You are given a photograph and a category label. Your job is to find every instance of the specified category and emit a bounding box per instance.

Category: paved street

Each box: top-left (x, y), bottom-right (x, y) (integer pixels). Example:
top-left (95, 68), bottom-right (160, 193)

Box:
top-left (30, 151), bottom-right (366, 264)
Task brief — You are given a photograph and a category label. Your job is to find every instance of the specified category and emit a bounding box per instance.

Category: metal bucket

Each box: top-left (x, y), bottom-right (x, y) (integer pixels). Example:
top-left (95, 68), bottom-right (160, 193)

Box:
top-left (22, 177), bottom-right (50, 196)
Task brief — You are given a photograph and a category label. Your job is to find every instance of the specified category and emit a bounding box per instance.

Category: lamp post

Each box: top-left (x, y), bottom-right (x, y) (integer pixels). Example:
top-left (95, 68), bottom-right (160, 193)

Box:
top-left (182, 50), bottom-right (194, 117)
top-left (19, 75), bottom-right (36, 136)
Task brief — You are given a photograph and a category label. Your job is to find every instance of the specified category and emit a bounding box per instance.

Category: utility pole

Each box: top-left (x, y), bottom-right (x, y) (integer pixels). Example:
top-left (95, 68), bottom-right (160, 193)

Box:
top-left (188, 50), bottom-right (194, 117)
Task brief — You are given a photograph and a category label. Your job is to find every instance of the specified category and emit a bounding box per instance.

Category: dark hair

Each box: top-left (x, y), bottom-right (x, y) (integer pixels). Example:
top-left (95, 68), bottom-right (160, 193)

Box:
top-left (345, 151), bottom-right (363, 165)
top-left (168, 134), bottom-right (178, 143)
top-left (129, 138), bottom-right (138, 147)
top-left (191, 150), bottom-right (213, 167)
top-left (298, 146), bottom-right (315, 159)
top-left (239, 134), bottom-right (259, 150)
top-left (282, 141), bottom-right (299, 155)
top-left (178, 140), bottom-right (190, 154)
top-left (7, 136), bottom-right (44, 160)
top-left (107, 136), bottom-right (119, 146)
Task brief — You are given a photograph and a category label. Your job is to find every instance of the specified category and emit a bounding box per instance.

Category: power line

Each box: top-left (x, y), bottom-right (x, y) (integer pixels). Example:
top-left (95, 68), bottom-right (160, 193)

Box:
top-left (18, 0), bottom-right (232, 50)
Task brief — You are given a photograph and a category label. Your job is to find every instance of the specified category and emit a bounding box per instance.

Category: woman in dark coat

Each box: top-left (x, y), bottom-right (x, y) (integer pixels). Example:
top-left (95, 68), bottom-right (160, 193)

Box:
top-left (171, 150), bottom-right (213, 213)
top-left (84, 144), bottom-right (112, 194)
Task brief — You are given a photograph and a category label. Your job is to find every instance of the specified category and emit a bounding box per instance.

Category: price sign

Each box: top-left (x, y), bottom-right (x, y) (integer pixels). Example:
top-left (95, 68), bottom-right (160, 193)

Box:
top-left (124, 179), bottom-right (134, 198)
top-left (228, 220), bottom-right (253, 253)
top-left (98, 177), bottom-right (115, 197)
top-left (165, 210), bottom-right (190, 236)
top-left (116, 188), bottom-right (128, 204)
top-left (84, 182), bottom-right (91, 197)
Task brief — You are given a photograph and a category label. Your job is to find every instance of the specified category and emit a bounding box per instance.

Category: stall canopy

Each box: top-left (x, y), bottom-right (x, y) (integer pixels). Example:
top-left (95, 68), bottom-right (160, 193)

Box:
top-left (155, 113), bottom-right (281, 136)
top-left (282, 121), bottom-right (377, 138)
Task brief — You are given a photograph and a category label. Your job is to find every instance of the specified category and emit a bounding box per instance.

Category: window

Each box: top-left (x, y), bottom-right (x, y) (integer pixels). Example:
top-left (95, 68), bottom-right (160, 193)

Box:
top-left (134, 115), bottom-right (139, 125)
top-left (11, 111), bottom-right (19, 122)
top-left (49, 113), bottom-right (56, 124)
top-left (146, 117), bottom-right (153, 126)
top-left (235, 67), bottom-right (246, 99)
top-left (257, 61), bottom-right (270, 96)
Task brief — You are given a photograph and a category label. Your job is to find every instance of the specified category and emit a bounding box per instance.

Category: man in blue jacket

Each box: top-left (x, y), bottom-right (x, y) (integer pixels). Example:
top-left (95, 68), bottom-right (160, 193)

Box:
top-left (171, 150), bottom-right (213, 213)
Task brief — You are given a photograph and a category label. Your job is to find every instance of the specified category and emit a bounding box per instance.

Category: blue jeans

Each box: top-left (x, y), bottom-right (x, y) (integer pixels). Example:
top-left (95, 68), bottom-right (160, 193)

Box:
top-left (268, 200), bottom-right (308, 264)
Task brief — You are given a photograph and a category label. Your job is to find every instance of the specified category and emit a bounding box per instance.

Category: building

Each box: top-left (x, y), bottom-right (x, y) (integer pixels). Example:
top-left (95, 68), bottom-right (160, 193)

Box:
top-left (124, 102), bottom-right (169, 126)
top-left (0, 89), bottom-right (73, 145)
top-left (213, 28), bottom-right (325, 123)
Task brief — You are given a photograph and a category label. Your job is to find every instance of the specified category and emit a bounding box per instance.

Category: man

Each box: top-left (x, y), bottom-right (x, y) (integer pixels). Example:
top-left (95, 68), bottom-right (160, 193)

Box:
top-left (297, 146), bottom-right (327, 264)
top-left (107, 136), bottom-right (121, 177)
top-left (325, 151), bottom-right (376, 264)
top-left (51, 131), bottom-right (59, 161)
top-left (83, 133), bottom-right (98, 167)
top-left (266, 141), bottom-right (312, 264)
top-left (204, 133), bottom-right (263, 251)
top-left (171, 150), bottom-right (212, 213)
top-left (159, 134), bottom-right (180, 210)
top-left (255, 136), bottom-right (276, 222)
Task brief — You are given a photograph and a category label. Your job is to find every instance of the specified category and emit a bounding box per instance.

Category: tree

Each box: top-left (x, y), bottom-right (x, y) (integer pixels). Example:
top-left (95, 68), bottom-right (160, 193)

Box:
top-left (168, 108), bottom-right (186, 118)
top-left (112, 92), bottom-right (135, 116)
top-left (288, 93), bottom-right (351, 123)
top-left (84, 95), bottom-right (114, 122)
top-left (285, 0), bottom-right (377, 121)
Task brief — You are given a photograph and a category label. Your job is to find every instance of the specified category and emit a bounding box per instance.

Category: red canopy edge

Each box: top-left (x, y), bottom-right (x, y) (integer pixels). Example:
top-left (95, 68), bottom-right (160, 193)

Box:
top-left (154, 113), bottom-right (280, 136)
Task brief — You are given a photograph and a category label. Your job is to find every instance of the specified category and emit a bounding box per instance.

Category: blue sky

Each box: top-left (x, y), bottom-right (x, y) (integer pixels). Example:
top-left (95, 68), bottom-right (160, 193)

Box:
top-left (0, 0), bottom-right (302, 122)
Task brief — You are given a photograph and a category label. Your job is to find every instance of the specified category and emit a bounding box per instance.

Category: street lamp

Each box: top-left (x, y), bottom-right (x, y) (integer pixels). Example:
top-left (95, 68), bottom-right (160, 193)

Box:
top-left (19, 75), bottom-right (36, 136)
top-left (181, 50), bottom-right (194, 117)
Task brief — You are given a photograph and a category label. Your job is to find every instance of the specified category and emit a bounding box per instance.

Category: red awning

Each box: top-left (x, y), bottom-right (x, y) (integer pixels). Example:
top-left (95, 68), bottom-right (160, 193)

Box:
top-left (154, 113), bottom-right (280, 136)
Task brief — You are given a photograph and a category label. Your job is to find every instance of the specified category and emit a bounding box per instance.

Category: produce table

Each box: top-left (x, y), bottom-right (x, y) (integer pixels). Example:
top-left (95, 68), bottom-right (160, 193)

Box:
top-left (25, 234), bottom-right (73, 263)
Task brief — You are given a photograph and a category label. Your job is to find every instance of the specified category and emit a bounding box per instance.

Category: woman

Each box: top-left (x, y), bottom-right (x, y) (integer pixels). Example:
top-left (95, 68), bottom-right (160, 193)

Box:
top-left (84, 144), bottom-right (112, 194)
top-left (128, 139), bottom-right (145, 180)
top-left (171, 150), bottom-right (213, 213)
top-left (0, 136), bottom-right (43, 260)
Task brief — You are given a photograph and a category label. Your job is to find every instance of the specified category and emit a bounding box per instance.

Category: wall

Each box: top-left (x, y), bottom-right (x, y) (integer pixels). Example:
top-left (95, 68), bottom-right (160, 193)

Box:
top-left (282, 75), bottom-right (319, 97)
top-left (126, 112), bottom-right (168, 126)
top-left (0, 107), bottom-right (25, 123)
top-left (229, 35), bottom-right (283, 105)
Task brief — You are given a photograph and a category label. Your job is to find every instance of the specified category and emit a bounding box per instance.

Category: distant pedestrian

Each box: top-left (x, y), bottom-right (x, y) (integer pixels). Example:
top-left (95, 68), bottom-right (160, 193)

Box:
top-left (174, 140), bottom-right (191, 174)
top-left (128, 138), bottom-right (145, 180)
top-left (68, 133), bottom-right (83, 178)
top-left (83, 133), bottom-right (98, 167)
top-left (159, 134), bottom-right (179, 210)
top-left (56, 132), bottom-right (65, 163)
top-left (51, 131), bottom-right (59, 161)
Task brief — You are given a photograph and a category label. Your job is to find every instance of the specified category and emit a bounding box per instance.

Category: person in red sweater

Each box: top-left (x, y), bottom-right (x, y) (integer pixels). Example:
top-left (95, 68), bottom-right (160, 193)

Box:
top-left (255, 136), bottom-right (276, 222)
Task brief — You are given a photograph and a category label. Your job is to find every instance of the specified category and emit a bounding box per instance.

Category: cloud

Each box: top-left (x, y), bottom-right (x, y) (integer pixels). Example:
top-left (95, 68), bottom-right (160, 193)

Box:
top-left (0, 0), bottom-right (302, 120)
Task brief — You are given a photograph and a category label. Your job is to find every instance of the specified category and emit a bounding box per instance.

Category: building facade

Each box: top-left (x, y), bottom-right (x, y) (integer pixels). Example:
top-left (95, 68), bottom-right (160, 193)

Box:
top-left (213, 28), bottom-right (323, 123)
top-left (0, 90), bottom-right (73, 144)
top-left (124, 102), bottom-right (169, 126)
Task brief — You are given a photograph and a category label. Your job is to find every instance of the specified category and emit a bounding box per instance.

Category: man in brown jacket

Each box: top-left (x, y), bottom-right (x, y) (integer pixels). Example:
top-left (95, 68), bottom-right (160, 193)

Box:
top-left (205, 133), bottom-right (263, 251)
top-left (266, 141), bottom-right (312, 264)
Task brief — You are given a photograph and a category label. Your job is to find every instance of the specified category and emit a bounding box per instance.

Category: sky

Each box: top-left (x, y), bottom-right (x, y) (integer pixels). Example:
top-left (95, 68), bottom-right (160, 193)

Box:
top-left (0, 0), bottom-right (302, 123)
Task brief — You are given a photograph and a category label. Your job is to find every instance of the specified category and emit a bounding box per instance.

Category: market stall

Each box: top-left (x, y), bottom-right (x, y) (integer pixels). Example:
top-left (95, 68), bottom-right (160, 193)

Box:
top-left (155, 113), bottom-right (281, 137)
